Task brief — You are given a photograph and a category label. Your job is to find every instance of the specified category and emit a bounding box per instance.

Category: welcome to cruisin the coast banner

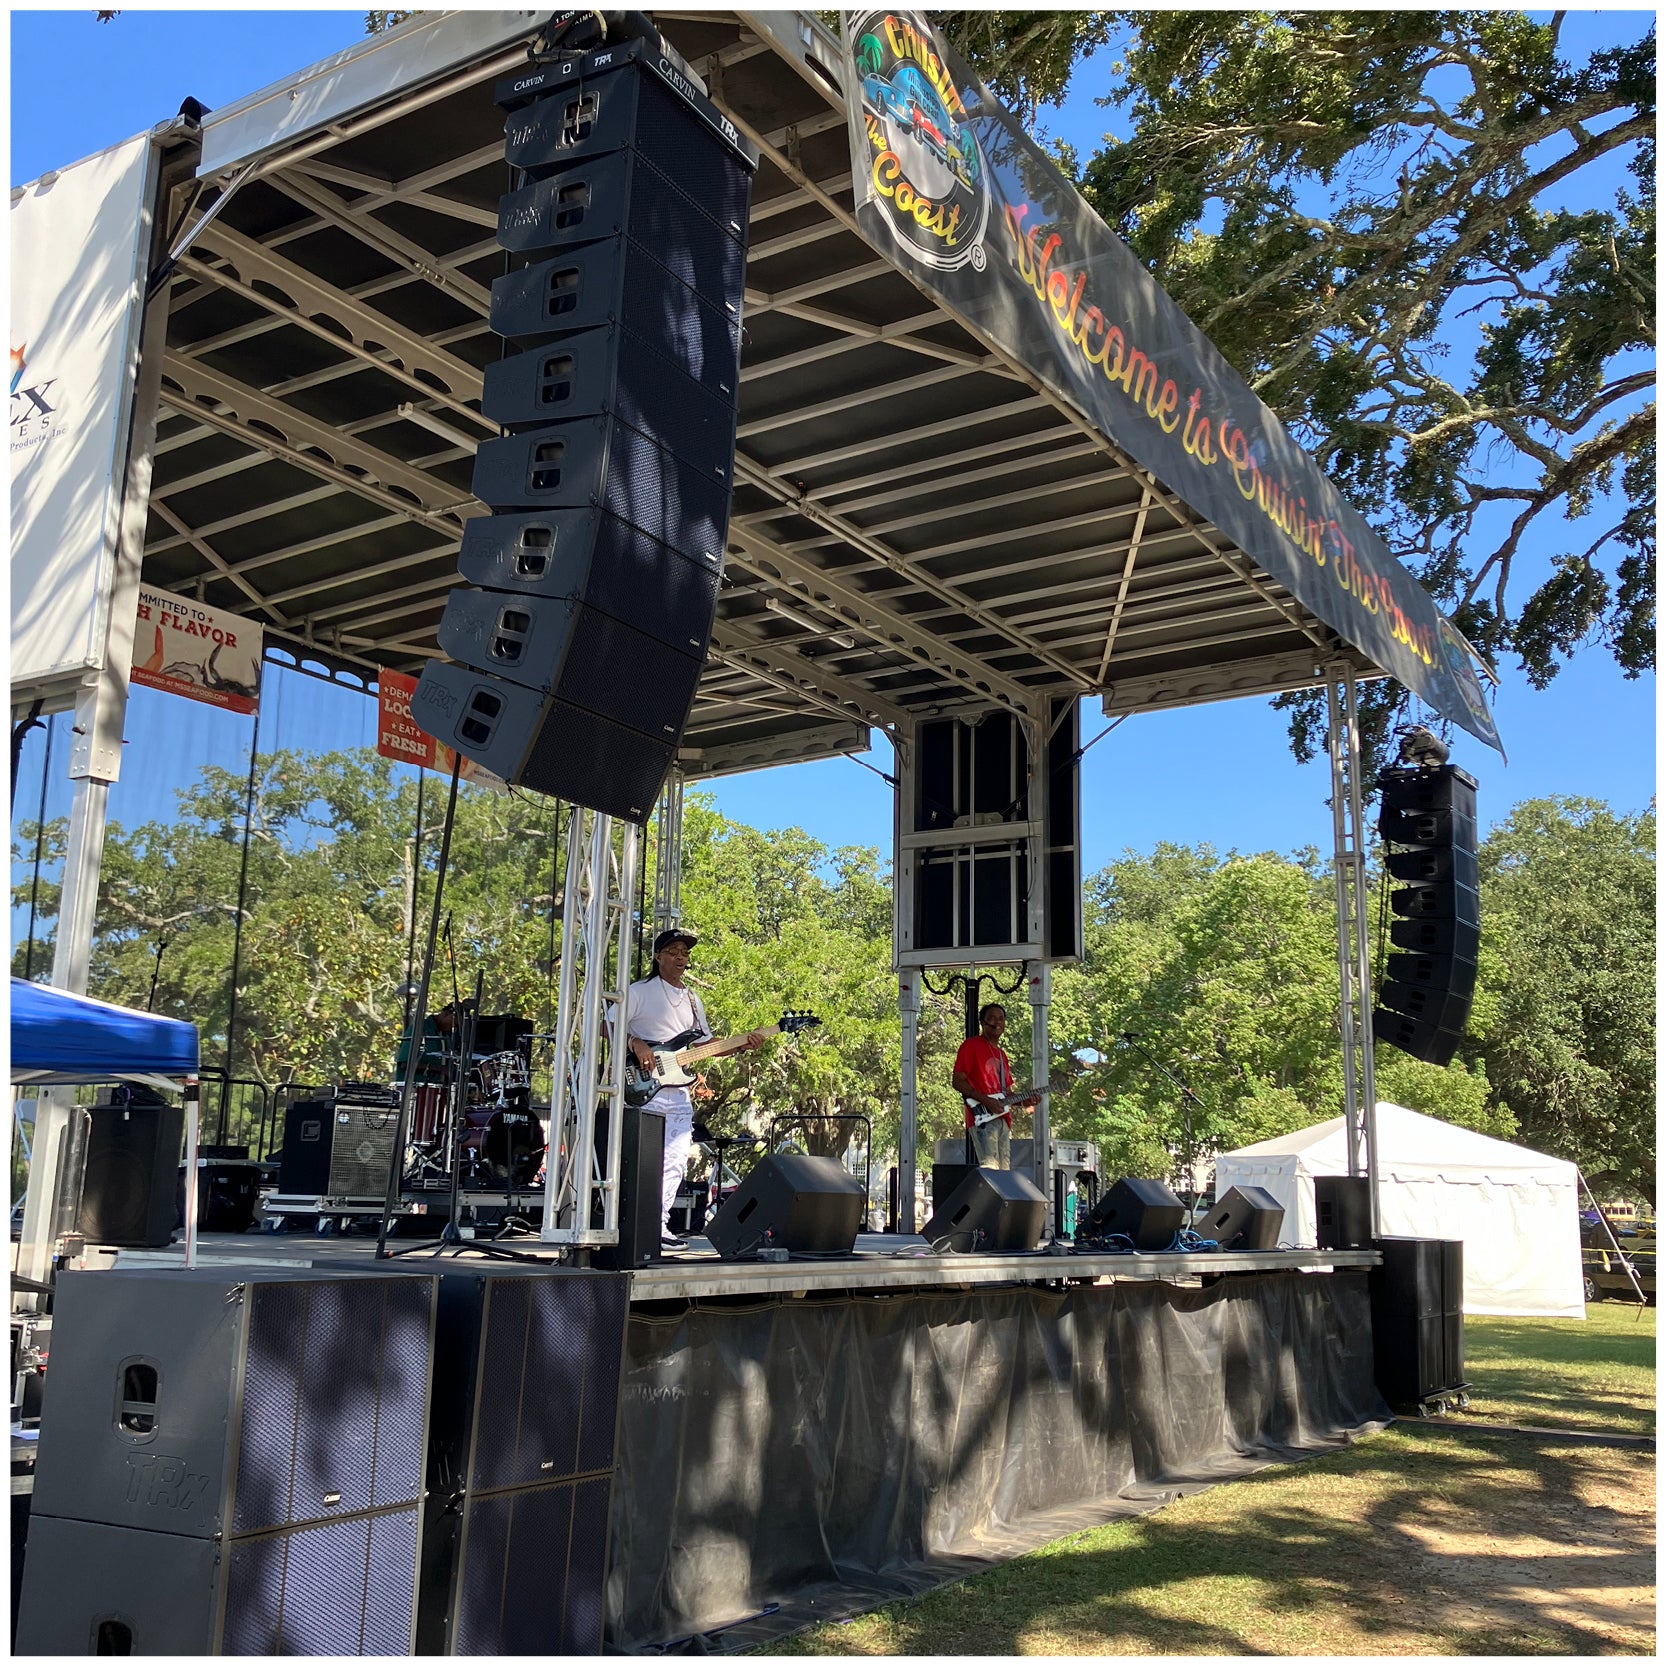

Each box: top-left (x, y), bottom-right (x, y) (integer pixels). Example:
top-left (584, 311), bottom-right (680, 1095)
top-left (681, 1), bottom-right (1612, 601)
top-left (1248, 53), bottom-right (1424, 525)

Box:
top-left (840, 10), bottom-right (1502, 753)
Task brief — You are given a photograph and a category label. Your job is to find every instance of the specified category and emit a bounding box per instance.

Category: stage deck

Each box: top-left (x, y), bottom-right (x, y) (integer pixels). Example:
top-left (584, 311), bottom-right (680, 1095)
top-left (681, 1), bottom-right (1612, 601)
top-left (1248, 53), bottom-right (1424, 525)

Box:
top-left (98, 1231), bottom-right (1380, 1299)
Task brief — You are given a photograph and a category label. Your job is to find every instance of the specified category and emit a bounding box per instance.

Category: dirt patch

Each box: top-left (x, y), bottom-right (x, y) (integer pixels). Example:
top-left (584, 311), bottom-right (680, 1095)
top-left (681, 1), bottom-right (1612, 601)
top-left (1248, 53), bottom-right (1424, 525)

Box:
top-left (1362, 1442), bottom-right (1655, 1653)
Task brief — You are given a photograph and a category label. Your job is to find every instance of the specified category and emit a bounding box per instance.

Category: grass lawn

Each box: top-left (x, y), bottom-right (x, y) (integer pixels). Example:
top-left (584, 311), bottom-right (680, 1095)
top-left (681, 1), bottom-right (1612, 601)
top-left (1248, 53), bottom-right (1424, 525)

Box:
top-left (1461, 1302), bottom-right (1655, 1435)
top-left (773, 1307), bottom-right (1655, 1656)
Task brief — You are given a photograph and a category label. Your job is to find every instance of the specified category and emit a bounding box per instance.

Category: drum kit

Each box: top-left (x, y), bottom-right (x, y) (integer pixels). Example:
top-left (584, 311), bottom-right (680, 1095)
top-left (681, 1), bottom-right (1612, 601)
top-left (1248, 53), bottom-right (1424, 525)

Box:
top-left (404, 1014), bottom-right (548, 1196)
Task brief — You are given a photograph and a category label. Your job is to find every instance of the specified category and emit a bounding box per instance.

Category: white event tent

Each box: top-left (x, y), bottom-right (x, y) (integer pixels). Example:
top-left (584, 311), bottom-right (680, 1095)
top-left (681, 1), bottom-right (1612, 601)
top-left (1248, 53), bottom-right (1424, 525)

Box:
top-left (1214, 1103), bottom-right (1584, 1317)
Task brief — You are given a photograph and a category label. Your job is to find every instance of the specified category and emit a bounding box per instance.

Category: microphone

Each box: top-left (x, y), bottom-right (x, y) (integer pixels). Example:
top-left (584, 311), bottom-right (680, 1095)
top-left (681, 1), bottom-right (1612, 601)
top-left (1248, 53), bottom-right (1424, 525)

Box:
top-left (1119, 1032), bottom-right (1139, 1043)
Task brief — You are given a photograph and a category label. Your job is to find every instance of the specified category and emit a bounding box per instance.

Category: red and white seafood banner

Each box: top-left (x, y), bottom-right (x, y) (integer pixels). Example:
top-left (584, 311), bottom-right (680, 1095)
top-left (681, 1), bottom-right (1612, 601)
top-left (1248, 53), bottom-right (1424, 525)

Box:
top-left (130, 585), bottom-right (262, 714)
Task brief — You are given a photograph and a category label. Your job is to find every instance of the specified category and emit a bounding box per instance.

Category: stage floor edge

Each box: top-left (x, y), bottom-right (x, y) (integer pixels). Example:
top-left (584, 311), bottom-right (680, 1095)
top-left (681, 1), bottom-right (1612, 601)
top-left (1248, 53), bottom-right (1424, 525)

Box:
top-left (95, 1232), bottom-right (1380, 1298)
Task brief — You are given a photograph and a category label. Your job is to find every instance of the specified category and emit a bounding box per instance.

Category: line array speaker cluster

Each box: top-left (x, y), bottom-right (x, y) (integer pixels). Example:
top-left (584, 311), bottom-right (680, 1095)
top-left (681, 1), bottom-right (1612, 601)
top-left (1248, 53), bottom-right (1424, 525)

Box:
top-left (412, 36), bottom-right (757, 821)
top-left (1373, 764), bottom-right (1480, 1066)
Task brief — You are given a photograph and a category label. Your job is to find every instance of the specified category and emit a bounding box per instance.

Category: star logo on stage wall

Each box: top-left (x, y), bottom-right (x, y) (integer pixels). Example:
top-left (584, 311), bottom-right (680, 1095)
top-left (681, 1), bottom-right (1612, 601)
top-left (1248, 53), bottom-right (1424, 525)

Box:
top-left (849, 10), bottom-right (991, 272)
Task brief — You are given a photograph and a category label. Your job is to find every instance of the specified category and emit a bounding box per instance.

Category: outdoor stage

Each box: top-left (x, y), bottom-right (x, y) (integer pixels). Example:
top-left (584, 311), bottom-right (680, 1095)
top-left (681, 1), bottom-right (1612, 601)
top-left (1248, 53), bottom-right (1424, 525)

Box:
top-left (98, 1235), bottom-right (1389, 1651)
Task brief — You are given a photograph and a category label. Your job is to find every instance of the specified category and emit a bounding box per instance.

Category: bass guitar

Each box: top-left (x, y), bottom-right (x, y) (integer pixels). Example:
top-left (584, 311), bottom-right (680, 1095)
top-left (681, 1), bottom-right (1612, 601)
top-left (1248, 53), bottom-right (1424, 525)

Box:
top-left (624, 1011), bottom-right (821, 1107)
top-left (966, 1089), bottom-right (1041, 1127)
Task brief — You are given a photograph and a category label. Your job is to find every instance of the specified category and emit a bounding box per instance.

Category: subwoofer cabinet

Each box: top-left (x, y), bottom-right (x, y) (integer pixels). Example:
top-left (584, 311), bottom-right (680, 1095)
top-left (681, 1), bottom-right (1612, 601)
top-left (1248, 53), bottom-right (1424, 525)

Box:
top-left (16, 1267), bottom-right (437, 1655)
top-left (414, 1266), bottom-right (630, 1655)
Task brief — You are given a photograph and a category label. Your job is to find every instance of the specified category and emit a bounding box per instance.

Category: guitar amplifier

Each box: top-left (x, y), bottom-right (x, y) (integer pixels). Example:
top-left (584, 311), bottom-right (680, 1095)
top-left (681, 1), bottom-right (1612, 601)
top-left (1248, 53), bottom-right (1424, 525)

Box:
top-left (278, 1098), bottom-right (401, 1200)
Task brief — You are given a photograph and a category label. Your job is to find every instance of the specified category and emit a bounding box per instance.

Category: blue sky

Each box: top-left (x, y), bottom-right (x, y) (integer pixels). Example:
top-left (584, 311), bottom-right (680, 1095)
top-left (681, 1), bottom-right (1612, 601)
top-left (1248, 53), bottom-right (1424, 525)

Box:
top-left (9, 10), bottom-right (1656, 908)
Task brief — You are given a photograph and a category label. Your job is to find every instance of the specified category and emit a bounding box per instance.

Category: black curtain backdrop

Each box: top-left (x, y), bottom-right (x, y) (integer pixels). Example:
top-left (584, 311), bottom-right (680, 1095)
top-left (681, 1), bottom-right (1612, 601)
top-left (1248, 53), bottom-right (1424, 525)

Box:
top-left (607, 1270), bottom-right (1388, 1650)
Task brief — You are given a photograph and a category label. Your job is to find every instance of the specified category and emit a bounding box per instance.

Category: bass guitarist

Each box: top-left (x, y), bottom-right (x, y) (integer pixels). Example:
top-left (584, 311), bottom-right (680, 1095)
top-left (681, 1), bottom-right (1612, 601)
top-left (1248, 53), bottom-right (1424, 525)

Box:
top-left (620, 926), bottom-right (767, 1250)
top-left (952, 1002), bottom-right (1039, 1169)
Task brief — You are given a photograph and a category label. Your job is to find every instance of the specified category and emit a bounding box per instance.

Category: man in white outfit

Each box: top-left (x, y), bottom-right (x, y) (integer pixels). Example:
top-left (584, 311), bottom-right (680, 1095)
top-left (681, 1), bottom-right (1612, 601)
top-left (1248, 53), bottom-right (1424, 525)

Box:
top-left (621, 927), bottom-right (766, 1250)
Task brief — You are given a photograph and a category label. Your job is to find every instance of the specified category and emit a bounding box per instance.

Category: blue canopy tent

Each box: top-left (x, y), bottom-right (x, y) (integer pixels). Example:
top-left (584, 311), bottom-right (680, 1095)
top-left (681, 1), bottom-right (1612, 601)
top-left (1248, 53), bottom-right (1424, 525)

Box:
top-left (11, 979), bottom-right (204, 1275)
top-left (10, 978), bottom-right (199, 1086)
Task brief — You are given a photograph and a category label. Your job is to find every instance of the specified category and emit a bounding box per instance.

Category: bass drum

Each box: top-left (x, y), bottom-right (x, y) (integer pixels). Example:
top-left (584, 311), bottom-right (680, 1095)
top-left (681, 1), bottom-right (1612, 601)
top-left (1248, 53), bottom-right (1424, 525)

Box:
top-left (461, 1106), bottom-right (544, 1186)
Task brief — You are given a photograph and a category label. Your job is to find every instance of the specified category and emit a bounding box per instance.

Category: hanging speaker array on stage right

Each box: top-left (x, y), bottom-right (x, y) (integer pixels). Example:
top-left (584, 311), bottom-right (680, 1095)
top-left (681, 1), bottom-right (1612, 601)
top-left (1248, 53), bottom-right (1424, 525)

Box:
top-left (410, 37), bottom-right (757, 822)
top-left (1372, 764), bottom-right (1480, 1066)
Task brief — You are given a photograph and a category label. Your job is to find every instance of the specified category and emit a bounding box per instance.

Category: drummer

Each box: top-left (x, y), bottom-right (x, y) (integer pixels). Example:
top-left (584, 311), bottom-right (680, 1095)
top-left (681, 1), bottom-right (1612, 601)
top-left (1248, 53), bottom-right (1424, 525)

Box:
top-left (393, 997), bottom-right (476, 1087)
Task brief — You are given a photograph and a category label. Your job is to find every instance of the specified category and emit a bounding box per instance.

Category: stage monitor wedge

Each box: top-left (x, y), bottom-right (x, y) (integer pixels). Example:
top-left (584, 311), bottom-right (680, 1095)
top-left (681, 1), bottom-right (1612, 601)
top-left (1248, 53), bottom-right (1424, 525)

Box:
top-left (1200, 1185), bottom-right (1284, 1251)
top-left (1085, 1176), bottom-right (1185, 1251)
top-left (921, 1167), bottom-right (1047, 1253)
top-left (413, 36), bottom-right (756, 821)
top-left (705, 1154), bottom-right (865, 1258)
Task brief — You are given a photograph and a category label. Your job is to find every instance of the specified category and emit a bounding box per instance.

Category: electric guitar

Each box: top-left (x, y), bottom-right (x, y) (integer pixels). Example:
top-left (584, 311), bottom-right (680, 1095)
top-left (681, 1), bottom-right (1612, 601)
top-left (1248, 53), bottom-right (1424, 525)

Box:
top-left (966, 1089), bottom-right (1042, 1127)
top-left (623, 1011), bottom-right (821, 1107)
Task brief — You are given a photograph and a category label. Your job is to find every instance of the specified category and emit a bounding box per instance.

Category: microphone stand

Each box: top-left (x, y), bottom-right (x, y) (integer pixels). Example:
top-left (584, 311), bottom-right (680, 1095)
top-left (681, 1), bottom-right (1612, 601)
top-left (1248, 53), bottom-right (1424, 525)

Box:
top-left (1116, 1033), bottom-right (1208, 1208)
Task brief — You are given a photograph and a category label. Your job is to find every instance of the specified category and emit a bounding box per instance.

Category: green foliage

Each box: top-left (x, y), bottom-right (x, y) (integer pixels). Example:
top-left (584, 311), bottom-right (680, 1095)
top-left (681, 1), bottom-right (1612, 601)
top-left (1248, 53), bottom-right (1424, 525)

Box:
top-left (1468, 796), bottom-right (1656, 1200)
top-left (12, 750), bottom-right (1650, 1200)
top-left (1071, 11), bottom-right (1653, 753)
top-left (1049, 841), bottom-right (1503, 1184)
top-left (932, 11), bottom-right (1114, 131)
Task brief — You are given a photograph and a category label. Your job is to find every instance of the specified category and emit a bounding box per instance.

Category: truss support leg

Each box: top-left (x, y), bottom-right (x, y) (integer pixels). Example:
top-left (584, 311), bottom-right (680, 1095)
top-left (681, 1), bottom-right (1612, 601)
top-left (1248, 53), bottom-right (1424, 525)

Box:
top-left (1026, 962), bottom-right (1052, 1221)
top-left (539, 809), bottom-right (641, 1249)
top-left (651, 770), bottom-right (685, 940)
top-left (1327, 675), bottom-right (1381, 1236)
top-left (898, 967), bottom-right (921, 1235)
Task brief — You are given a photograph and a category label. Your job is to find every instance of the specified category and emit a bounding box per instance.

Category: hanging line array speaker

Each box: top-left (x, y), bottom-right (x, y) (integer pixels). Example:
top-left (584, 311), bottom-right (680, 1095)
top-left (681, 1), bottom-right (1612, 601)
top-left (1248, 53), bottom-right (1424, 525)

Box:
top-left (1372, 764), bottom-right (1480, 1066)
top-left (411, 37), bottom-right (757, 822)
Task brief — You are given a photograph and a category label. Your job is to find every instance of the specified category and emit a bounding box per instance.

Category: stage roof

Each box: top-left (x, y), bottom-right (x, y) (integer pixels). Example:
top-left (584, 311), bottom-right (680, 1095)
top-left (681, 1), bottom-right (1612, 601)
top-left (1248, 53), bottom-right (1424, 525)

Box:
top-left (143, 9), bottom-right (1392, 781)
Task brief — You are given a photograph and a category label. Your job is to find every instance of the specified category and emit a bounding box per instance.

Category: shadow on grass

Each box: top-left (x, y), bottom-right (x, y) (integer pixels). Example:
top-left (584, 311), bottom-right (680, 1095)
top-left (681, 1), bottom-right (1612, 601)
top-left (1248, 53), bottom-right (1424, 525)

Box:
top-left (778, 1428), bottom-right (1654, 1656)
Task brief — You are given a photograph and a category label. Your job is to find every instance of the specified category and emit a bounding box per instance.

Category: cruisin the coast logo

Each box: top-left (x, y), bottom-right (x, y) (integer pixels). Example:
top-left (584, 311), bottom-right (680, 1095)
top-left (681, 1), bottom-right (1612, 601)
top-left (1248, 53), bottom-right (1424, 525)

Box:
top-left (851, 11), bottom-right (991, 272)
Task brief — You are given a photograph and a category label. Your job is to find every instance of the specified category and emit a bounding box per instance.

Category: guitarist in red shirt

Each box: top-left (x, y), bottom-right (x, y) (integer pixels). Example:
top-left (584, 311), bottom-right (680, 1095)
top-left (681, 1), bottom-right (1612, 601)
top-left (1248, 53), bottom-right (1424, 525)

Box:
top-left (952, 1003), bottom-right (1039, 1168)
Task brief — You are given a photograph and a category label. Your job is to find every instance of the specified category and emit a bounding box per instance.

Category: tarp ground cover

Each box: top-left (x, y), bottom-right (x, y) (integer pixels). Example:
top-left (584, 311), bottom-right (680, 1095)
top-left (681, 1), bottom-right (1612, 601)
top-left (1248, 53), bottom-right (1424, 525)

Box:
top-left (607, 1270), bottom-right (1387, 1650)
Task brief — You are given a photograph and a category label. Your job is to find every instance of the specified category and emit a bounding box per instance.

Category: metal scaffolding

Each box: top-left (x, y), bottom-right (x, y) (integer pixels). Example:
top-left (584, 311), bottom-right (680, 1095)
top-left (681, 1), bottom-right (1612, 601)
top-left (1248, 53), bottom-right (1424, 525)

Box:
top-left (1327, 673), bottom-right (1381, 1234)
top-left (538, 809), bottom-right (641, 1250)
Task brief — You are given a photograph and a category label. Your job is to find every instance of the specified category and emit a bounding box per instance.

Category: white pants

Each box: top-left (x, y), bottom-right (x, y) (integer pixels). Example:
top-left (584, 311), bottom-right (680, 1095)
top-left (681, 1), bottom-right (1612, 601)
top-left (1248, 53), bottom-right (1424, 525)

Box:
top-left (651, 1096), bottom-right (694, 1235)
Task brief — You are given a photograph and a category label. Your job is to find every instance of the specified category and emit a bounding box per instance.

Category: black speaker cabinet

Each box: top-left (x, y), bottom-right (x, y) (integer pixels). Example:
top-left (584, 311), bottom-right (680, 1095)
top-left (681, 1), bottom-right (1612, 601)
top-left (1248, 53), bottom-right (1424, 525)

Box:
top-left (482, 326), bottom-right (739, 481)
top-left (921, 1167), bottom-right (1048, 1253)
top-left (177, 1157), bottom-right (261, 1232)
top-left (458, 507), bottom-right (721, 658)
top-left (706, 1154), bottom-right (865, 1258)
top-left (413, 663), bottom-right (676, 822)
top-left (1374, 765), bottom-right (1480, 1066)
top-left (593, 1104), bottom-right (666, 1270)
top-left (414, 1267), bottom-right (629, 1655)
top-left (1370, 1237), bottom-right (1466, 1408)
top-left (1200, 1184), bottom-right (1285, 1251)
top-left (436, 588), bottom-right (702, 745)
top-left (1086, 1176), bottom-right (1186, 1251)
top-left (17, 1267), bottom-right (436, 1655)
top-left (76, 1101), bottom-right (184, 1248)
top-left (414, 42), bottom-right (755, 821)
top-left (932, 1161), bottom-right (975, 1213)
top-left (1314, 1174), bottom-right (1373, 1249)
top-left (276, 1096), bottom-right (400, 1199)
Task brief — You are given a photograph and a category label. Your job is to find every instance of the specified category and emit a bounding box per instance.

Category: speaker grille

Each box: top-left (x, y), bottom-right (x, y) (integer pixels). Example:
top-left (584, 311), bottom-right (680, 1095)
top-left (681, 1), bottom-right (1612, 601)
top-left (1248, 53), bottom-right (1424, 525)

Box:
top-left (234, 1283), bottom-right (307, 1535)
top-left (325, 1102), bottom-right (401, 1198)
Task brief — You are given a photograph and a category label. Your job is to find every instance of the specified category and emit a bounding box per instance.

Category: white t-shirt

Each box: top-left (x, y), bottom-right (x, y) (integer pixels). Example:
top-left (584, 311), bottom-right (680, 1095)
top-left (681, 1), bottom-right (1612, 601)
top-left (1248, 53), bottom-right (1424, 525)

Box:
top-left (617, 976), bottom-right (711, 1120)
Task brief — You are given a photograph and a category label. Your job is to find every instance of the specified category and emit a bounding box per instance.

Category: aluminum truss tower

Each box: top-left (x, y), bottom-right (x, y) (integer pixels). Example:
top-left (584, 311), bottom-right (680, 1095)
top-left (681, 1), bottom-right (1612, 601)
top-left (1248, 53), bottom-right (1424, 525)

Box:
top-left (1327, 673), bottom-right (1381, 1235)
top-left (539, 809), bottom-right (641, 1249)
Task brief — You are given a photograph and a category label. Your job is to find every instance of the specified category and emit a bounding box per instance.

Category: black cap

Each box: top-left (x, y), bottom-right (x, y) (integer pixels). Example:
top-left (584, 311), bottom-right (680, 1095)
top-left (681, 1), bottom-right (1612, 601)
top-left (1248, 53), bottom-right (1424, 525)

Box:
top-left (652, 926), bottom-right (699, 955)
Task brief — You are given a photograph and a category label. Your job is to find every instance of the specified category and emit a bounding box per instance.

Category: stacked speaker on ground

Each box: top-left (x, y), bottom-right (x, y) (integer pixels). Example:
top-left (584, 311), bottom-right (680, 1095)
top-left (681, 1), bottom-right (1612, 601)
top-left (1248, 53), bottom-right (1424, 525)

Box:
top-left (16, 1268), bottom-right (436, 1654)
top-left (416, 1267), bottom-right (629, 1653)
top-left (1370, 1237), bottom-right (1466, 1409)
top-left (412, 37), bottom-right (757, 820)
top-left (1373, 764), bottom-right (1480, 1066)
